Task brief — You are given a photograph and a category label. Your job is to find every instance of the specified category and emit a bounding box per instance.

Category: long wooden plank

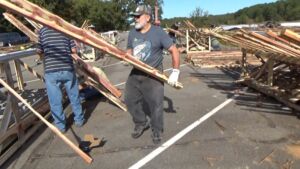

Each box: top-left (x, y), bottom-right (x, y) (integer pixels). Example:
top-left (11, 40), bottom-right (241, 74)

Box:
top-left (75, 68), bottom-right (127, 112)
top-left (71, 54), bottom-right (122, 98)
top-left (236, 32), bottom-right (296, 57)
top-left (25, 17), bottom-right (42, 30)
top-left (281, 29), bottom-right (300, 44)
top-left (1, 0), bottom-right (183, 89)
top-left (5, 13), bottom-right (126, 111)
top-left (16, 59), bottom-right (44, 81)
top-left (13, 59), bottom-right (24, 90)
top-left (4, 12), bottom-right (122, 98)
top-left (234, 35), bottom-right (280, 54)
top-left (0, 78), bottom-right (93, 164)
top-left (86, 81), bottom-right (127, 112)
top-left (266, 29), bottom-right (300, 50)
top-left (267, 58), bottom-right (274, 86)
top-left (243, 78), bottom-right (300, 112)
top-left (167, 28), bottom-right (208, 48)
top-left (202, 28), bottom-right (298, 59)
top-left (245, 49), bottom-right (300, 65)
top-left (184, 20), bottom-right (208, 43)
top-left (3, 12), bottom-right (38, 42)
top-left (247, 30), bottom-right (300, 56)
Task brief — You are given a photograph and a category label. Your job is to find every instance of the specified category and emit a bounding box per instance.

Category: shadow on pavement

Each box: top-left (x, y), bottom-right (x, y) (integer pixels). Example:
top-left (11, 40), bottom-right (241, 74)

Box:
top-left (188, 65), bottom-right (294, 118)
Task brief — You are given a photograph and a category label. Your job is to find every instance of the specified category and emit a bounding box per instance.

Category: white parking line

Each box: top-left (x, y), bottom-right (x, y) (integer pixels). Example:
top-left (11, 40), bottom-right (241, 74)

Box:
top-left (163, 64), bottom-right (187, 72)
top-left (128, 94), bottom-right (238, 169)
top-left (114, 82), bottom-right (126, 87)
top-left (26, 79), bottom-right (40, 83)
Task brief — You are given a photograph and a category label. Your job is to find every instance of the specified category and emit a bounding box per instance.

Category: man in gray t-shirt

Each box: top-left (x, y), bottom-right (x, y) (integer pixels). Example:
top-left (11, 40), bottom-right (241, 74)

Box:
top-left (125, 4), bottom-right (180, 144)
top-left (127, 23), bottom-right (173, 71)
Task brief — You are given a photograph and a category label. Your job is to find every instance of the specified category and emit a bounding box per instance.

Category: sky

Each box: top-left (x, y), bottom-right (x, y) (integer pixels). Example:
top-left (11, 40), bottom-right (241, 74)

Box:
top-left (162, 0), bottom-right (277, 19)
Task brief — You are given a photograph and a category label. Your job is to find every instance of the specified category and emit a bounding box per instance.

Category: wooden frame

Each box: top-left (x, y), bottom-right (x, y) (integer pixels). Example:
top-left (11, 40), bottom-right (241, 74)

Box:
top-left (0, 0), bottom-right (183, 89)
top-left (3, 12), bottom-right (127, 111)
top-left (191, 25), bottom-right (300, 112)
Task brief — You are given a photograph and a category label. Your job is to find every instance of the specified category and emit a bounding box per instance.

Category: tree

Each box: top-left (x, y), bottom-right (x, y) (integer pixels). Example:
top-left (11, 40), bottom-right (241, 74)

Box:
top-left (113, 0), bottom-right (164, 24)
top-left (190, 7), bottom-right (209, 18)
top-left (189, 7), bottom-right (209, 27)
top-left (237, 13), bottom-right (250, 24)
top-left (1, 0), bottom-right (299, 33)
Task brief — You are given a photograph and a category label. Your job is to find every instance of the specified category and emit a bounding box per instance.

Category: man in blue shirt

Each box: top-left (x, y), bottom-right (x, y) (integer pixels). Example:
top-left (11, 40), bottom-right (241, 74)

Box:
top-left (126, 4), bottom-right (180, 144)
top-left (37, 27), bottom-right (85, 133)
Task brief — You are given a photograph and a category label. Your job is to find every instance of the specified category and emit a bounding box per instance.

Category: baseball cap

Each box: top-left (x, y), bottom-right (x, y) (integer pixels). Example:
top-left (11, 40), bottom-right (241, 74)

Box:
top-left (131, 4), bottom-right (152, 16)
top-left (88, 24), bottom-right (95, 28)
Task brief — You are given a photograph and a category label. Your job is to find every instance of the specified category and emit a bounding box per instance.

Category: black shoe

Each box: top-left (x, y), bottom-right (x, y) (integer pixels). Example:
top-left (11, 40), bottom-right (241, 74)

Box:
top-left (131, 123), bottom-right (150, 139)
top-left (152, 131), bottom-right (162, 144)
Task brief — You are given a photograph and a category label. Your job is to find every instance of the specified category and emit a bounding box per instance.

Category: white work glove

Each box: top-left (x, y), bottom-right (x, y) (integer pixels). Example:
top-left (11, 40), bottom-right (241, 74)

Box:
top-left (168, 69), bottom-right (180, 86)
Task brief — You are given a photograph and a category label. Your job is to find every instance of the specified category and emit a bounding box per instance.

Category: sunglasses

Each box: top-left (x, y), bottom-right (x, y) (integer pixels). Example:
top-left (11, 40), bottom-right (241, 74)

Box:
top-left (134, 15), bottom-right (142, 19)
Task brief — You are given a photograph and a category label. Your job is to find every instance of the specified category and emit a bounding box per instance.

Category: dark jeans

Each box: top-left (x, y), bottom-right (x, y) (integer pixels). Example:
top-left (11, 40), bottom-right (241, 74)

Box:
top-left (125, 69), bottom-right (164, 132)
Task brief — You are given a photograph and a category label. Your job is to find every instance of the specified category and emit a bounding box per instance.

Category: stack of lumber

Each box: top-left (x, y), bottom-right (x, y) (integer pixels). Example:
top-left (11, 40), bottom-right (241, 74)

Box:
top-left (202, 28), bottom-right (300, 111)
top-left (202, 28), bottom-right (300, 65)
top-left (166, 20), bottom-right (213, 52)
top-left (2, 11), bottom-right (127, 111)
top-left (0, 0), bottom-right (182, 89)
top-left (186, 50), bottom-right (246, 67)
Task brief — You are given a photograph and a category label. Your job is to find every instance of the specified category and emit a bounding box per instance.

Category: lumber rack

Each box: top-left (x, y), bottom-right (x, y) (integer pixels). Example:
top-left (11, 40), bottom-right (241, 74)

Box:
top-left (0, 49), bottom-right (50, 166)
top-left (184, 26), bottom-right (300, 112)
top-left (239, 48), bottom-right (300, 112)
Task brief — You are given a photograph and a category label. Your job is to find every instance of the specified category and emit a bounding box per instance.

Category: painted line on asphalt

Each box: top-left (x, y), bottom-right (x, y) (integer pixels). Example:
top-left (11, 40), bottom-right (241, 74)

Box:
top-left (25, 79), bottom-right (40, 83)
top-left (163, 64), bottom-right (187, 72)
top-left (128, 94), bottom-right (238, 169)
top-left (114, 82), bottom-right (126, 87)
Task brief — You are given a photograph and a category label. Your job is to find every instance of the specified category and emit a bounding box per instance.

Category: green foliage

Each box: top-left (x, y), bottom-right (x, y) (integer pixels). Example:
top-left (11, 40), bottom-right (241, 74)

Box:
top-left (0, 0), bottom-right (299, 33)
top-left (0, 0), bottom-right (163, 33)
top-left (161, 0), bottom-right (300, 28)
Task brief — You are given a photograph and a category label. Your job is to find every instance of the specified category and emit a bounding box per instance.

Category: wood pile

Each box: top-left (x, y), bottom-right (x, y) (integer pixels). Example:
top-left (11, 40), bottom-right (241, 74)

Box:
top-left (2, 11), bottom-right (127, 112)
top-left (166, 20), bottom-right (213, 53)
top-left (186, 50), bottom-right (247, 67)
top-left (0, 0), bottom-right (183, 163)
top-left (183, 20), bottom-right (211, 51)
top-left (0, 0), bottom-right (183, 89)
top-left (201, 27), bottom-right (300, 111)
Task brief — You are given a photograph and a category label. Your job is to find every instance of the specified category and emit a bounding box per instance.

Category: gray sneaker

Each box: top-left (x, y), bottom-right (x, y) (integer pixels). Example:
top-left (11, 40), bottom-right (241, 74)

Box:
top-left (131, 123), bottom-right (150, 139)
top-left (152, 131), bottom-right (162, 144)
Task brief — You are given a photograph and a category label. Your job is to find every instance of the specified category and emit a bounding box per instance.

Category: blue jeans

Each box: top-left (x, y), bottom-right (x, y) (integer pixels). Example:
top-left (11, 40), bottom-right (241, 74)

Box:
top-left (45, 71), bottom-right (84, 130)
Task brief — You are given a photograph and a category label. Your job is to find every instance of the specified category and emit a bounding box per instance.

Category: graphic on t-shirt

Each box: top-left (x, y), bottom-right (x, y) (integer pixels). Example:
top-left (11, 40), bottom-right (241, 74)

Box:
top-left (133, 38), bottom-right (151, 62)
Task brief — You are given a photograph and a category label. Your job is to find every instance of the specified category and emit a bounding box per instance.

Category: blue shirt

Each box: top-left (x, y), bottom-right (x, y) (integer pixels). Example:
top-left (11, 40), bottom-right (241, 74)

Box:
top-left (127, 25), bottom-right (173, 71)
top-left (37, 27), bottom-right (75, 73)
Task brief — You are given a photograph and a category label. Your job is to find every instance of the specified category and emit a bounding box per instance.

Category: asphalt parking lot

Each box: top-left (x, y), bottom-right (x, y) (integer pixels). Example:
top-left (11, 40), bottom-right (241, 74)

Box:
top-left (2, 52), bottom-right (300, 169)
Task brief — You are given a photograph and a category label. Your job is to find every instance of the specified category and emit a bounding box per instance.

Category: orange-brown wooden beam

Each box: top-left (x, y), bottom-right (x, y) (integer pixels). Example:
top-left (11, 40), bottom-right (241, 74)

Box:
top-left (1, 0), bottom-right (183, 89)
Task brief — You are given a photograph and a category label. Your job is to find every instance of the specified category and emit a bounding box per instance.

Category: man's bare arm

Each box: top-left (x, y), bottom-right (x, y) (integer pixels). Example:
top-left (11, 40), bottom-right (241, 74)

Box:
top-left (168, 44), bottom-right (180, 69)
top-left (71, 47), bottom-right (77, 54)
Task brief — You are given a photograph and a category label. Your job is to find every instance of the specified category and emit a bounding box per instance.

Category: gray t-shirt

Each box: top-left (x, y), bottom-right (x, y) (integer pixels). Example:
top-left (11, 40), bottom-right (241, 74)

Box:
top-left (127, 25), bottom-right (173, 71)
